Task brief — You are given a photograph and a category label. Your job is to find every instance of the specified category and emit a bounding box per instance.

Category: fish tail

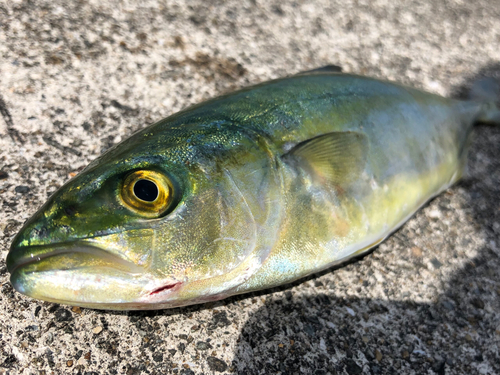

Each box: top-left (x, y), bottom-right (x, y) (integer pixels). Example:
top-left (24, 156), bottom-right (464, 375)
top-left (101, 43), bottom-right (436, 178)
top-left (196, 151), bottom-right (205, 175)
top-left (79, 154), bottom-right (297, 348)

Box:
top-left (468, 77), bottom-right (500, 125)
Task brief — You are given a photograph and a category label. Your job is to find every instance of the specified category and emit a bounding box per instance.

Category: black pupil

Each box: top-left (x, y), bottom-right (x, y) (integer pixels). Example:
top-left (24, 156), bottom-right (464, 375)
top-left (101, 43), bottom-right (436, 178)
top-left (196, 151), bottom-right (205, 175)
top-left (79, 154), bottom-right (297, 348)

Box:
top-left (133, 179), bottom-right (159, 202)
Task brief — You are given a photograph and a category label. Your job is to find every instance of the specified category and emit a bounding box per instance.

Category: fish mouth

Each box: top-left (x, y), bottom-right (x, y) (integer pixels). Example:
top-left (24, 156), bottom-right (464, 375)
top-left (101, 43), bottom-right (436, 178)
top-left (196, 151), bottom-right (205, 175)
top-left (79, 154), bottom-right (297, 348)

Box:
top-left (7, 242), bottom-right (144, 275)
top-left (7, 243), bottom-right (188, 309)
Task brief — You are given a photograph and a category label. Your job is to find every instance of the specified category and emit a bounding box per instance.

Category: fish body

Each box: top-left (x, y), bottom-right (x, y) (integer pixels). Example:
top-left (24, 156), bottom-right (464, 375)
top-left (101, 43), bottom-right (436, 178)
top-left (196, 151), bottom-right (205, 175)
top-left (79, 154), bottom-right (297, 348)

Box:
top-left (7, 71), bottom-right (500, 310)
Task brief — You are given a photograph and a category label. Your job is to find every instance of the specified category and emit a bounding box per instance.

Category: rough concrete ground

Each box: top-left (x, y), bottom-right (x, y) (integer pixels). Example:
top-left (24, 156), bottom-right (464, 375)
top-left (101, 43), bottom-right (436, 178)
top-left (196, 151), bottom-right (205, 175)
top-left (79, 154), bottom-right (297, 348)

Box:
top-left (1, 0), bottom-right (500, 374)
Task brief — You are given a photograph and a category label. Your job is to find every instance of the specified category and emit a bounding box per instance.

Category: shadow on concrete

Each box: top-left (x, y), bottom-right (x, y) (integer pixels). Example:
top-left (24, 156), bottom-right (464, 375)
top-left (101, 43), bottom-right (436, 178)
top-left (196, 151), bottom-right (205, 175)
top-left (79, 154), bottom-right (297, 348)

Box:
top-left (229, 245), bottom-right (500, 374)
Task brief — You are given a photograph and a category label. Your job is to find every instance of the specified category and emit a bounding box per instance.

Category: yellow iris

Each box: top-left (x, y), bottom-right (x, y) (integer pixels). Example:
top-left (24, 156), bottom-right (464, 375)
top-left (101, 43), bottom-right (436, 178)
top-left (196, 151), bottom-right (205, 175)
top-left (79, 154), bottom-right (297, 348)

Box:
top-left (120, 170), bottom-right (174, 218)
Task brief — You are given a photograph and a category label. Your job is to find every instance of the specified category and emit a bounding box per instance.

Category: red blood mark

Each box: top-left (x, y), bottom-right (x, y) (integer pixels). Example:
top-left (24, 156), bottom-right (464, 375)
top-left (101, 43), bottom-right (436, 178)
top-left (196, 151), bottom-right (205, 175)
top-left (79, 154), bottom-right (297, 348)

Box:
top-left (149, 282), bottom-right (181, 295)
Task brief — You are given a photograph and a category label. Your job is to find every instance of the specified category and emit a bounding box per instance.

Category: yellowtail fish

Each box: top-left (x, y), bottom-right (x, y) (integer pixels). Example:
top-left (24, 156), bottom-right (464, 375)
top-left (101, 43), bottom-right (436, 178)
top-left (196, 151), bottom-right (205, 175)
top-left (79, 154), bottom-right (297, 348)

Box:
top-left (6, 67), bottom-right (500, 310)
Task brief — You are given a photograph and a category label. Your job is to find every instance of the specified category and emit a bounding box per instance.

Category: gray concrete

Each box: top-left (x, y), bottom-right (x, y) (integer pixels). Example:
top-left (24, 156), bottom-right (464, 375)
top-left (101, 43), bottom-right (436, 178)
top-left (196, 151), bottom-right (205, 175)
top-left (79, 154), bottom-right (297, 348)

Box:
top-left (1, 0), bottom-right (500, 374)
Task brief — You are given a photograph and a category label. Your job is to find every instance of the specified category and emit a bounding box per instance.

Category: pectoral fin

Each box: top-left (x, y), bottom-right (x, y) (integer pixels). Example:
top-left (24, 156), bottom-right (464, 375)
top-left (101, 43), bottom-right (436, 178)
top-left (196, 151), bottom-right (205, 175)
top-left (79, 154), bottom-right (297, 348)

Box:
top-left (283, 131), bottom-right (369, 188)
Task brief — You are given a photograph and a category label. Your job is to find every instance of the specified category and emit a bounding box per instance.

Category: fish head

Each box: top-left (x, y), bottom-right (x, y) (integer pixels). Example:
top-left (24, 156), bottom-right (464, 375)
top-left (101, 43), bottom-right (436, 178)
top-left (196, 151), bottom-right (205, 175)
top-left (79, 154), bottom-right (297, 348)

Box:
top-left (7, 122), bottom-right (281, 309)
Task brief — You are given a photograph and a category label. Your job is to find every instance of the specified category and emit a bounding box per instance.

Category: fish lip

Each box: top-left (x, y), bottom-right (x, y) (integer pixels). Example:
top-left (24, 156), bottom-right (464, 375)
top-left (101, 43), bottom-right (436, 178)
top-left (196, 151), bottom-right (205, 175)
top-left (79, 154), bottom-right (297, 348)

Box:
top-left (7, 242), bottom-right (144, 275)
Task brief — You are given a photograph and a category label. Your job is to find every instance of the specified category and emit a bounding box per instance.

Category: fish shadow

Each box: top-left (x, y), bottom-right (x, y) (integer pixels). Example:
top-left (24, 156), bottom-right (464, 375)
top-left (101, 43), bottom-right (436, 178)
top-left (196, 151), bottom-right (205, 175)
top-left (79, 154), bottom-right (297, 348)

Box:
top-left (230, 244), bottom-right (500, 374)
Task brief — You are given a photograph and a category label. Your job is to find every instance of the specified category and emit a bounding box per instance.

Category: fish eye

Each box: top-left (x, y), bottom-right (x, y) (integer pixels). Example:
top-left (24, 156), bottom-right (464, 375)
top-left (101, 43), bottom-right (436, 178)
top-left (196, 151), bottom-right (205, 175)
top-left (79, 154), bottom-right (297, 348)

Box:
top-left (120, 170), bottom-right (174, 218)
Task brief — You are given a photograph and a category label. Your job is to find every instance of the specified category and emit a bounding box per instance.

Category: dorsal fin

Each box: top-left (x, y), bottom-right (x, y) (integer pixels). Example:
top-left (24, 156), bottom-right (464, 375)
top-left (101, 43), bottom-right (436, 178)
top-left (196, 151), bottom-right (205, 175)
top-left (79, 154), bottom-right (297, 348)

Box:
top-left (297, 65), bottom-right (343, 76)
top-left (283, 131), bottom-right (368, 188)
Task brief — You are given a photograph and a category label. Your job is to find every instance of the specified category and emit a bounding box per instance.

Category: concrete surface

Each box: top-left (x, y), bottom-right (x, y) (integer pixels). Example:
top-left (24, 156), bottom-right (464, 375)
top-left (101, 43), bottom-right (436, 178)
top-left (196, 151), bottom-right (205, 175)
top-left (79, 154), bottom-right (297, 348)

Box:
top-left (1, 0), bottom-right (500, 374)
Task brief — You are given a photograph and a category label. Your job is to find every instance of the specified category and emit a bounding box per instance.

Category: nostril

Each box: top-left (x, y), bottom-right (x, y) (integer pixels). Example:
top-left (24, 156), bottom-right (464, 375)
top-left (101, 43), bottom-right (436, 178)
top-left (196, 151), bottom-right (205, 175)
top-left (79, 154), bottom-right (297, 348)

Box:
top-left (64, 205), bottom-right (77, 217)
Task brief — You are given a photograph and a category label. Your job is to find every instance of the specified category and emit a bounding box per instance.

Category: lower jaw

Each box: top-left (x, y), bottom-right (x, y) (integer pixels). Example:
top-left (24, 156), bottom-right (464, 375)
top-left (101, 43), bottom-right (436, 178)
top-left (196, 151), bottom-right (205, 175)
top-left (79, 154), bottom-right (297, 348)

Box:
top-left (8, 264), bottom-right (198, 310)
top-left (10, 265), bottom-right (151, 307)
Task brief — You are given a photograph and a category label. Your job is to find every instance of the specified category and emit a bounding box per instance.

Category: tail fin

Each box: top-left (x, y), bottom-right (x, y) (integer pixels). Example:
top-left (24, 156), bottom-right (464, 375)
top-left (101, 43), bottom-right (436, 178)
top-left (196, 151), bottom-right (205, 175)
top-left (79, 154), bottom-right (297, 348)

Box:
top-left (468, 77), bottom-right (500, 125)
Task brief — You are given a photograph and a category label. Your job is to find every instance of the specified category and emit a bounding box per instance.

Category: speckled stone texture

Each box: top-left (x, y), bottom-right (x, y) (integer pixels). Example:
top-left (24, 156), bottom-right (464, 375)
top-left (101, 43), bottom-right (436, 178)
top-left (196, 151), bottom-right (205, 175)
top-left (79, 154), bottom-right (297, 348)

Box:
top-left (1, 1), bottom-right (500, 374)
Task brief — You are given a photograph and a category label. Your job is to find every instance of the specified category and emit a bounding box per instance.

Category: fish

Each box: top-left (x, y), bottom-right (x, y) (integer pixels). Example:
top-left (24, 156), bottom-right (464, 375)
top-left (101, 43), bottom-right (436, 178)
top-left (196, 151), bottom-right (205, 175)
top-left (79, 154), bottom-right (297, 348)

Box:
top-left (6, 67), bottom-right (500, 310)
